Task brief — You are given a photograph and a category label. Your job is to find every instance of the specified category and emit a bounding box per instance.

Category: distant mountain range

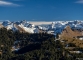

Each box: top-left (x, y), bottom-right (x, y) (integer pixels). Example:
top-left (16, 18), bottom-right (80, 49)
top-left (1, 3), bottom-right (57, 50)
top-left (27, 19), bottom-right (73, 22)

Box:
top-left (0, 20), bottom-right (83, 35)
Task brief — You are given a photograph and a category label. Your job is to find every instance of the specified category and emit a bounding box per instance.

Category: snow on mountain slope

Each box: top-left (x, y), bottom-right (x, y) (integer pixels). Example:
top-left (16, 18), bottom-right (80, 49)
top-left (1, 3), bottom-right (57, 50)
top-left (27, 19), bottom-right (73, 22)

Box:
top-left (14, 24), bottom-right (25, 32)
top-left (1, 20), bottom-right (37, 33)
top-left (0, 20), bottom-right (83, 34)
top-left (18, 23), bottom-right (38, 33)
top-left (2, 20), bottom-right (11, 27)
top-left (2, 22), bottom-right (18, 31)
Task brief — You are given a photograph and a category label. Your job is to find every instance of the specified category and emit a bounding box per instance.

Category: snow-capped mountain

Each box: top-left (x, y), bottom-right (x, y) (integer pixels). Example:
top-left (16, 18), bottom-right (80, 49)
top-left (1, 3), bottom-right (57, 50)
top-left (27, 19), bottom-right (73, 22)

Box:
top-left (0, 20), bottom-right (39, 33)
top-left (0, 20), bottom-right (83, 34)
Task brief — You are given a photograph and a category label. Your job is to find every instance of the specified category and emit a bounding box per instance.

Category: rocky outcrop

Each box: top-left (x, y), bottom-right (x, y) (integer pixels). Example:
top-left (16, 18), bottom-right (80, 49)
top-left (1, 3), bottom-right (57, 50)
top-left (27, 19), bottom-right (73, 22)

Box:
top-left (0, 24), bottom-right (4, 28)
top-left (14, 24), bottom-right (26, 33)
top-left (61, 26), bottom-right (82, 38)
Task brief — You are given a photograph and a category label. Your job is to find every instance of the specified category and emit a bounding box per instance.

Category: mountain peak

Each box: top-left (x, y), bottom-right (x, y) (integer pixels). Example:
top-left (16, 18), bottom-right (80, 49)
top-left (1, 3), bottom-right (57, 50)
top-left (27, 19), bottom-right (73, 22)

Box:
top-left (61, 25), bottom-right (82, 39)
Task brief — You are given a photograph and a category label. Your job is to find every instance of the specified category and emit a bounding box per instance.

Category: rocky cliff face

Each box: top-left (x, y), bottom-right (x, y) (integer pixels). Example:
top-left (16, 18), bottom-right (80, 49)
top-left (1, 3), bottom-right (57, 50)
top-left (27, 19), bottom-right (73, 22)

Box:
top-left (14, 24), bottom-right (26, 33)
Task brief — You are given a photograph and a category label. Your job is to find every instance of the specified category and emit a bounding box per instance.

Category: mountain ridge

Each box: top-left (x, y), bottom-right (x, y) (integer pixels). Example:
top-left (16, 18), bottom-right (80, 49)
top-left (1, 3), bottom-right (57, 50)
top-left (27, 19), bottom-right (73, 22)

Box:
top-left (0, 20), bottom-right (83, 35)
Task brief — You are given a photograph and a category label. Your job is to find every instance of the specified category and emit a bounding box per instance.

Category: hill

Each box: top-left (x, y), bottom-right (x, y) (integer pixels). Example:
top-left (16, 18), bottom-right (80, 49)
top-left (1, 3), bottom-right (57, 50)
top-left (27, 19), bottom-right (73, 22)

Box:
top-left (60, 26), bottom-right (83, 47)
top-left (61, 26), bottom-right (82, 39)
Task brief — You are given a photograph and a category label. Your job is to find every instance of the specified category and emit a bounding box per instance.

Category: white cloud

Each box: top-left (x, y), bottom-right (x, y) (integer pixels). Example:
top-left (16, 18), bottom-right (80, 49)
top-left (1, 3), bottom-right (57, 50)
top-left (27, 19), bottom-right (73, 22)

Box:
top-left (75, 0), bottom-right (83, 4)
top-left (0, 0), bottom-right (20, 6)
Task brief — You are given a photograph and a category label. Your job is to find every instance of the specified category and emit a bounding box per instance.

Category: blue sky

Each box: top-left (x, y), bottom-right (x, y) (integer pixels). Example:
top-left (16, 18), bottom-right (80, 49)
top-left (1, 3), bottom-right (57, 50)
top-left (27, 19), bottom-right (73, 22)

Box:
top-left (0, 0), bottom-right (83, 21)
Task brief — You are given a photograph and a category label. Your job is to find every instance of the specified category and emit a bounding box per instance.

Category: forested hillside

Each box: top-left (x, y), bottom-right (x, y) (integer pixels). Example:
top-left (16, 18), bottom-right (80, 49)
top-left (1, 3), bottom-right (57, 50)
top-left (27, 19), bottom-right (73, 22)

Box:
top-left (0, 28), bottom-right (76, 60)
